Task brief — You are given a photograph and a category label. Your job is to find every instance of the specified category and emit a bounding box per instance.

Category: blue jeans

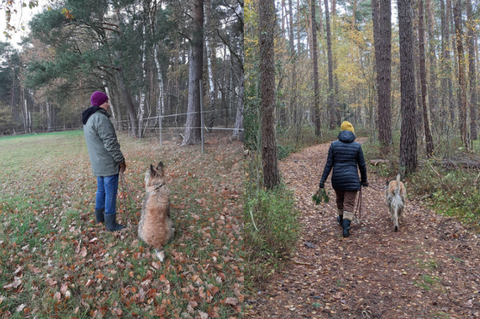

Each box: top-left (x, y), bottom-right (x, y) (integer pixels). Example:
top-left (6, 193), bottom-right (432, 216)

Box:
top-left (95, 174), bottom-right (119, 215)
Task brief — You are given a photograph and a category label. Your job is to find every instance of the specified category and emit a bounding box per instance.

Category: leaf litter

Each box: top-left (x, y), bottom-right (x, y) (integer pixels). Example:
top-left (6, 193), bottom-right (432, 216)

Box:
top-left (0, 131), bottom-right (243, 318)
top-left (246, 139), bottom-right (480, 318)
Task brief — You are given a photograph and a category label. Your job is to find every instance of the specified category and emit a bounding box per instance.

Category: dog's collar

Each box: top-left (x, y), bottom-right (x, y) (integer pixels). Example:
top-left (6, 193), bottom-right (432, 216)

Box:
top-left (146, 182), bottom-right (165, 193)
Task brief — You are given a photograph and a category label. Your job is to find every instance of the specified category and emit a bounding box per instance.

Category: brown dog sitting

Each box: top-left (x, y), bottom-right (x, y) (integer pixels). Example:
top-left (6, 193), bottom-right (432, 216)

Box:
top-left (138, 162), bottom-right (174, 261)
top-left (385, 174), bottom-right (406, 232)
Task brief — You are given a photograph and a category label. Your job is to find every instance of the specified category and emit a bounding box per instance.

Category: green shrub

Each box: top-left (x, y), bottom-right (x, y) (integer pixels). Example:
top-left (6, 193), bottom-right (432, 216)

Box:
top-left (278, 144), bottom-right (296, 160)
top-left (244, 184), bottom-right (300, 289)
top-left (419, 169), bottom-right (480, 222)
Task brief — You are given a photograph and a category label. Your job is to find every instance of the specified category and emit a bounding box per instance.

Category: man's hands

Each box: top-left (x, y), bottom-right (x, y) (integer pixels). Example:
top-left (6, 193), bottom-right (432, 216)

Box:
top-left (119, 161), bottom-right (126, 173)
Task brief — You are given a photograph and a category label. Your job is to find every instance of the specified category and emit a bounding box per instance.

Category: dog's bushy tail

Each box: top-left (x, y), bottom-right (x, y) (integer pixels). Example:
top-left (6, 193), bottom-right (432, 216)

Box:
top-left (394, 174), bottom-right (401, 196)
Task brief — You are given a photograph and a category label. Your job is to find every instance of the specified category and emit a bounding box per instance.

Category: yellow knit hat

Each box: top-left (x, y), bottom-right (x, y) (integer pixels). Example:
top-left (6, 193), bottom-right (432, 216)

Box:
top-left (340, 121), bottom-right (354, 133)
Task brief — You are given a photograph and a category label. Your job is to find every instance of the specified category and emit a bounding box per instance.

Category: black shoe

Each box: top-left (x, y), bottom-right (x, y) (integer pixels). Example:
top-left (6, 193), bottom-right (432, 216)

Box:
top-left (342, 219), bottom-right (351, 238)
top-left (337, 215), bottom-right (343, 227)
top-left (95, 208), bottom-right (105, 223)
top-left (104, 214), bottom-right (125, 232)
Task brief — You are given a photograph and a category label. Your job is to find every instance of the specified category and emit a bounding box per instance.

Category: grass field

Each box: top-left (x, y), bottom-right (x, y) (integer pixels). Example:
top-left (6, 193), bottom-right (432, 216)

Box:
top-left (0, 130), bottom-right (244, 318)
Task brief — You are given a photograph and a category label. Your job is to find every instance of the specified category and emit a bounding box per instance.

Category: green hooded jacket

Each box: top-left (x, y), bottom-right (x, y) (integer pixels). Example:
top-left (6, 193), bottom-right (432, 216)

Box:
top-left (83, 108), bottom-right (124, 176)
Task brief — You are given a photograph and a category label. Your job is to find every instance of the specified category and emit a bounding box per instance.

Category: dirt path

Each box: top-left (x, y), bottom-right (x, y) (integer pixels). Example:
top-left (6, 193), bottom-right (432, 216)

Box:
top-left (246, 140), bottom-right (480, 318)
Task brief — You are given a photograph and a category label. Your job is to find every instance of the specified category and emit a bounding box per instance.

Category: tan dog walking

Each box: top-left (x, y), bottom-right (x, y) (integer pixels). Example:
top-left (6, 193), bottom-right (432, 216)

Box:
top-left (386, 174), bottom-right (406, 232)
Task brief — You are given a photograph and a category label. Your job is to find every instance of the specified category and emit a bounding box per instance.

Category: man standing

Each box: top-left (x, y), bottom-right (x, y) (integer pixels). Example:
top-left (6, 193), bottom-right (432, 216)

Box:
top-left (82, 91), bottom-right (126, 232)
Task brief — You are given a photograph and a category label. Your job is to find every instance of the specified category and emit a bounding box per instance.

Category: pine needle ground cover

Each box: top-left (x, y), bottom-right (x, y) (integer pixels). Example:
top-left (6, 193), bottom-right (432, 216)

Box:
top-left (0, 131), bottom-right (243, 318)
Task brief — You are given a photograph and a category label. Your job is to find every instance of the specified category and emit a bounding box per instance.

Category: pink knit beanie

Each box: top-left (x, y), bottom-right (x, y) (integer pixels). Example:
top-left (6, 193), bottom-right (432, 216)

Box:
top-left (90, 91), bottom-right (109, 107)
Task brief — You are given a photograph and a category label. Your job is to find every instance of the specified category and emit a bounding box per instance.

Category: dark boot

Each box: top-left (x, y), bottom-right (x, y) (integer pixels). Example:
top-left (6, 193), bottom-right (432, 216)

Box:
top-left (337, 208), bottom-right (343, 227)
top-left (342, 219), bottom-right (351, 238)
top-left (95, 208), bottom-right (105, 223)
top-left (104, 214), bottom-right (125, 232)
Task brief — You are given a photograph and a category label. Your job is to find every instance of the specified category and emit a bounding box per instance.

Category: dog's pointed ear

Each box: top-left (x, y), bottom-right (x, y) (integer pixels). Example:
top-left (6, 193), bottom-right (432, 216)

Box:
top-left (157, 161), bottom-right (165, 176)
top-left (150, 164), bottom-right (156, 176)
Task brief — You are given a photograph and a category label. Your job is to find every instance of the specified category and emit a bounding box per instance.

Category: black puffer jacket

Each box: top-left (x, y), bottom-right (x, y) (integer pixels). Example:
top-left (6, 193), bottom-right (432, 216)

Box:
top-left (319, 130), bottom-right (367, 191)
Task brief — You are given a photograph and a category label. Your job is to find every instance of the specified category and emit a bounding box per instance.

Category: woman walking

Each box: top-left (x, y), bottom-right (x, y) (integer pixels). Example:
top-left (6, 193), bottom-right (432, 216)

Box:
top-left (318, 121), bottom-right (368, 237)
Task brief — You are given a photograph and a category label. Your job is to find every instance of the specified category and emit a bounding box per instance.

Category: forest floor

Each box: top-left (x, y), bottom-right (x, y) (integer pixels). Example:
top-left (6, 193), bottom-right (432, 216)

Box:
top-left (0, 131), bottom-right (243, 318)
top-left (246, 139), bottom-right (480, 319)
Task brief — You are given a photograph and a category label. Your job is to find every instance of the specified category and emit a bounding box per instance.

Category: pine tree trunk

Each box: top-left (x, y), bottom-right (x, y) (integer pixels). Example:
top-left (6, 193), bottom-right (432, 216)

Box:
top-left (466, 0), bottom-right (477, 140)
top-left (453, 0), bottom-right (468, 149)
top-left (372, 0), bottom-right (392, 151)
top-left (325, 0), bottom-right (335, 130)
top-left (115, 72), bottom-right (139, 137)
top-left (318, 0), bottom-right (324, 34)
top-left (426, 0), bottom-right (438, 130)
top-left (288, 0), bottom-right (297, 130)
top-left (311, 0), bottom-right (321, 136)
top-left (440, 0), bottom-right (448, 131)
top-left (296, 0), bottom-right (301, 54)
top-left (352, 0), bottom-right (357, 29)
top-left (114, 8), bottom-right (139, 137)
top-left (182, 0), bottom-right (204, 146)
top-left (446, 0), bottom-right (456, 128)
top-left (418, 0), bottom-right (434, 156)
top-left (260, 0), bottom-right (280, 190)
top-left (398, 0), bottom-right (418, 175)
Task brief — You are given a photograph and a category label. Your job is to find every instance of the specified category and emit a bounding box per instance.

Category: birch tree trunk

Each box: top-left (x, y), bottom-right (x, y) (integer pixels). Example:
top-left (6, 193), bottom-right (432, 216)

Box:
top-left (137, 26), bottom-right (147, 138)
top-left (46, 101), bottom-right (52, 133)
top-left (232, 70), bottom-right (244, 141)
top-left (205, 0), bottom-right (217, 130)
top-left (154, 46), bottom-right (165, 144)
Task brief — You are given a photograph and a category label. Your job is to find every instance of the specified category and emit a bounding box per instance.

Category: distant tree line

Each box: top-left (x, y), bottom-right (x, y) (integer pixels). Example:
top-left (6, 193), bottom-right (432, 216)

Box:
top-left (245, 0), bottom-right (479, 186)
top-left (0, 0), bottom-right (244, 144)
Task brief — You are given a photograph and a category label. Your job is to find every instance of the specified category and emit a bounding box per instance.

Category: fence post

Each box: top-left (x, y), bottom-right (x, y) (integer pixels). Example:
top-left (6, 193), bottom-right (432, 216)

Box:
top-left (158, 95), bottom-right (163, 146)
top-left (199, 79), bottom-right (205, 154)
top-left (159, 113), bottom-right (162, 146)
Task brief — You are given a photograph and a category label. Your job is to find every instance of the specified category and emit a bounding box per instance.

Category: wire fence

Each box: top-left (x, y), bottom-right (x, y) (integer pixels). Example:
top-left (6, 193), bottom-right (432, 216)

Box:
top-left (1, 117), bottom-right (243, 136)
top-left (2, 108), bottom-right (244, 152)
top-left (3, 82), bottom-right (244, 152)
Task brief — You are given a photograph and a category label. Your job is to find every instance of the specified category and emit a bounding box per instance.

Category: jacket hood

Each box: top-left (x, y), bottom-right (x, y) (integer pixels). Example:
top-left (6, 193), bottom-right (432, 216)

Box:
top-left (82, 106), bottom-right (102, 124)
top-left (338, 130), bottom-right (356, 143)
